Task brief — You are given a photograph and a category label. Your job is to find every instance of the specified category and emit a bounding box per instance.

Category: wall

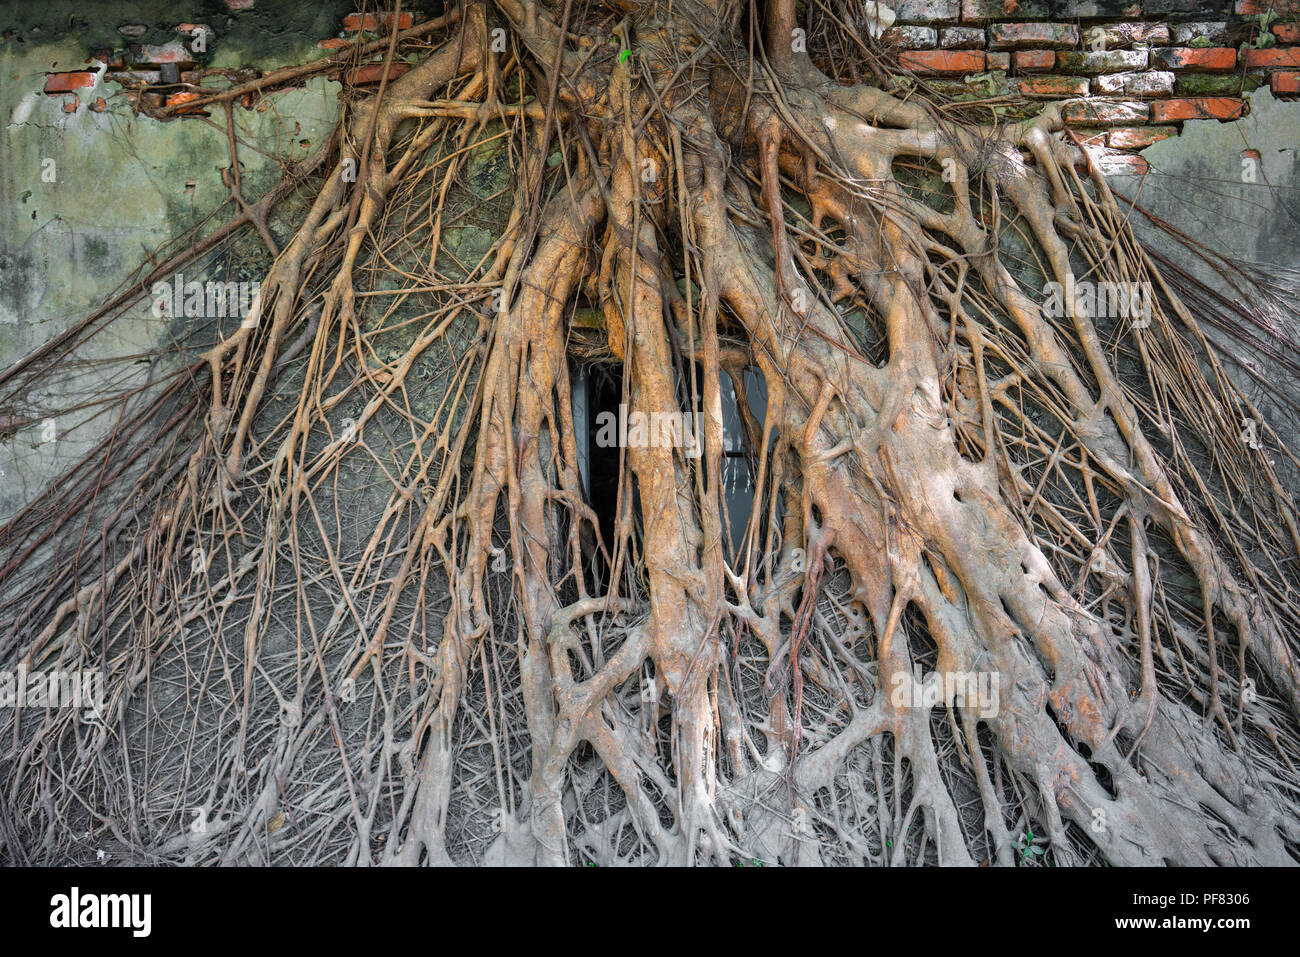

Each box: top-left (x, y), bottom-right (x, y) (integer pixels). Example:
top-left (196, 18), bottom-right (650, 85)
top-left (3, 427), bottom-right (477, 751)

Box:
top-left (1, 1), bottom-right (1297, 520)
top-left (885, 0), bottom-right (1300, 173)
top-left (0, 3), bottom-right (396, 519)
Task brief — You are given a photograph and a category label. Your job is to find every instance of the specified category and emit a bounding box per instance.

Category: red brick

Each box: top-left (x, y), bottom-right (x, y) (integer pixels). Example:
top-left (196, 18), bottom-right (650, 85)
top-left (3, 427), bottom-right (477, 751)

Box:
top-left (985, 51), bottom-right (1009, 70)
top-left (1243, 48), bottom-right (1300, 68)
top-left (1271, 70), bottom-right (1300, 93)
top-left (344, 61), bottom-right (412, 84)
top-left (318, 38), bottom-right (351, 50)
top-left (1107, 126), bottom-right (1177, 149)
top-left (43, 71), bottom-right (95, 93)
top-left (1016, 75), bottom-right (1089, 97)
top-left (1274, 23), bottom-right (1300, 43)
top-left (1237, 0), bottom-right (1300, 14)
top-left (166, 91), bottom-right (203, 113)
top-left (88, 48), bottom-right (125, 68)
top-left (1071, 128), bottom-right (1108, 148)
top-left (61, 96), bottom-right (79, 113)
top-left (137, 41), bottom-right (191, 63)
top-left (1149, 47), bottom-right (1236, 71)
top-left (1093, 153), bottom-right (1150, 176)
top-left (988, 22), bottom-right (1079, 50)
top-left (899, 50), bottom-right (984, 73)
top-left (1150, 97), bottom-right (1245, 122)
top-left (1014, 49), bottom-right (1056, 71)
top-left (90, 96), bottom-right (108, 112)
top-left (343, 12), bottom-right (414, 32)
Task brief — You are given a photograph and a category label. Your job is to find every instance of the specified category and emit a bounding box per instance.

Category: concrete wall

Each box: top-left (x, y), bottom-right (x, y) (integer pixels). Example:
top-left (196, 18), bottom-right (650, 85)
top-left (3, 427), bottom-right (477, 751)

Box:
top-left (0, 3), bottom-right (351, 519)
top-left (1111, 85), bottom-right (1300, 451)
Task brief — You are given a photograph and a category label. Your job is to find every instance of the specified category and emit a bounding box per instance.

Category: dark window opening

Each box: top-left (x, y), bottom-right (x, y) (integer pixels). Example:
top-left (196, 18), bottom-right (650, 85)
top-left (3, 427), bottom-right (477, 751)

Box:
top-left (718, 367), bottom-right (768, 557)
top-left (583, 362), bottom-right (624, 556)
top-left (572, 361), bottom-right (769, 568)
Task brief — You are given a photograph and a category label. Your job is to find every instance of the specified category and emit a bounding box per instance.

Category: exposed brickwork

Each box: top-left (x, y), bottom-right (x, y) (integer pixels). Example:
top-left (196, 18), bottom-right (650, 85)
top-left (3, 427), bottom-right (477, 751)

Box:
top-left (895, 0), bottom-right (961, 22)
top-left (1017, 75), bottom-right (1089, 97)
top-left (1107, 126), bottom-right (1178, 148)
top-left (1275, 23), bottom-right (1300, 44)
top-left (344, 62), bottom-right (412, 84)
top-left (1094, 71), bottom-right (1175, 96)
top-left (342, 12), bottom-right (414, 32)
top-left (1093, 23), bottom-right (1171, 48)
top-left (1093, 153), bottom-right (1150, 175)
top-left (165, 91), bottom-right (206, 114)
top-left (987, 22), bottom-right (1079, 50)
top-left (1092, 153), bottom-right (1154, 175)
top-left (1243, 48), bottom-right (1300, 68)
top-left (38, 6), bottom-right (1297, 177)
top-left (134, 41), bottom-right (193, 64)
top-left (43, 71), bottom-right (96, 94)
top-left (1062, 100), bottom-right (1149, 125)
top-left (1270, 70), bottom-right (1300, 93)
top-left (1173, 22), bottom-right (1230, 45)
top-left (105, 70), bottom-right (162, 86)
top-left (888, 26), bottom-right (938, 49)
top-left (1012, 49), bottom-right (1055, 71)
top-left (1071, 128), bottom-right (1108, 147)
top-left (1175, 72), bottom-right (1259, 94)
top-left (1151, 97), bottom-right (1246, 121)
top-left (1057, 50), bottom-right (1149, 74)
top-left (856, 0), bottom-right (1300, 173)
top-left (900, 50), bottom-right (985, 73)
top-left (1237, 0), bottom-right (1300, 15)
top-left (940, 27), bottom-right (985, 49)
top-left (1150, 47), bottom-right (1238, 70)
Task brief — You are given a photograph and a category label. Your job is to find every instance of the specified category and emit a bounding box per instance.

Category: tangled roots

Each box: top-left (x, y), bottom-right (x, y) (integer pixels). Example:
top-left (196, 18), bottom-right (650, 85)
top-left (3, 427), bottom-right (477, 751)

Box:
top-left (3, 0), bottom-right (1299, 866)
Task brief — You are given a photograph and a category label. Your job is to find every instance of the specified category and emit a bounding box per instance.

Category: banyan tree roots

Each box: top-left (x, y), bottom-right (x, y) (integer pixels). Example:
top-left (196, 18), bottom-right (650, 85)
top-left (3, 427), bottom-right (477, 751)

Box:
top-left (3, 0), bottom-right (1300, 866)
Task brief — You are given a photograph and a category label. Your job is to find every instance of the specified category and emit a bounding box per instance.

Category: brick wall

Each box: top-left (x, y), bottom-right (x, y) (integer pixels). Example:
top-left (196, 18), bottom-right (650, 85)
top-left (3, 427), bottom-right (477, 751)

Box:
top-left (37, 7), bottom-right (420, 118)
top-left (884, 0), bottom-right (1300, 173)
top-left (37, 3), bottom-right (1300, 175)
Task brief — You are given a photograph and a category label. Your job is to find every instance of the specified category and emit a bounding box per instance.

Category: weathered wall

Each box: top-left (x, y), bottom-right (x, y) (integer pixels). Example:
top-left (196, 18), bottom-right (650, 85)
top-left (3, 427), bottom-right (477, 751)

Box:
top-left (0, 1), bottom-right (1297, 521)
top-left (884, 0), bottom-right (1300, 174)
top-left (1109, 85), bottom-right (1300, 448)
top-left (0, 3), bottom-right (377, 518)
